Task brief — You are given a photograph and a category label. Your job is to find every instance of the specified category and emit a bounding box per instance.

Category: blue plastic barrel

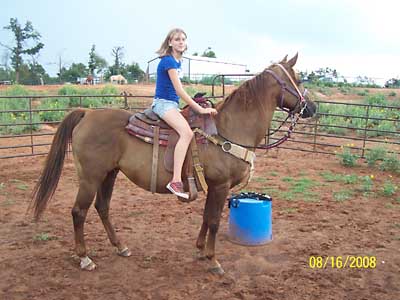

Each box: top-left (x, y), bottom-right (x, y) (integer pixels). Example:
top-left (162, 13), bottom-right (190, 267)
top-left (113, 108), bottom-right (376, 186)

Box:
top-left (228, 192), bottom-right (272, 246)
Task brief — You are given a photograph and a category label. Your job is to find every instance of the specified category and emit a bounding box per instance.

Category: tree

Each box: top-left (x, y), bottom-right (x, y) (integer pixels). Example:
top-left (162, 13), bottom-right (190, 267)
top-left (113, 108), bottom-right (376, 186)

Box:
top-left (384, 78), bottom-right (400, 88)
top-left (110, 46), bottom-right (124, 75)
top-left (88, 44), bottom-right (108, 76)
top-left (201, 47), bottom-right (216, 58)
top-left (124, 62), bottom-right (145, 82)
top-left (1, 18), bottom-right (44, 83)
top-left (60, 63), bottom-right (88, 83)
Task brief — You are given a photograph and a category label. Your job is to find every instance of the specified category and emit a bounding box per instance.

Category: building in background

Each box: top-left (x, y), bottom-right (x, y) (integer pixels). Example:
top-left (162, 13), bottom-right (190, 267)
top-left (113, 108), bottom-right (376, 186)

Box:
top-left (146, 55), bottom-right (248, 82)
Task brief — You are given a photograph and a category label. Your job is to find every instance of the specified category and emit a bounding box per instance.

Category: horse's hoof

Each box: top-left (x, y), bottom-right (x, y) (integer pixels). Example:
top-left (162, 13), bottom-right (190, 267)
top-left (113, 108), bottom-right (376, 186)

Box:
top-left (209, 266), bottom-right (225, 275)
top-left (196, 250), bottom-right (207, 261)
top-left (197, 255), bottom-right (207, 261)
top-left (80, 256), bottom-right (96, 271)
top-left (117, 247), bottom-right (131, 257)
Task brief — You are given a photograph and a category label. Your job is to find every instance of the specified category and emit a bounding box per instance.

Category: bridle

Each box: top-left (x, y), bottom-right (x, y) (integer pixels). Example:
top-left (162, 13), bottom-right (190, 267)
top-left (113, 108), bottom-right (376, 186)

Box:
top-left (219, 63), bottom-right (309, 150)
top-left (193, 63), bottom-right (310, 191)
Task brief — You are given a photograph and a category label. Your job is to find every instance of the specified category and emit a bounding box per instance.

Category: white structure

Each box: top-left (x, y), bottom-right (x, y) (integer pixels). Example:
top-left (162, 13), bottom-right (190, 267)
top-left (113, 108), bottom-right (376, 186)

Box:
top-left (147, 55), bottom-right (248, 81)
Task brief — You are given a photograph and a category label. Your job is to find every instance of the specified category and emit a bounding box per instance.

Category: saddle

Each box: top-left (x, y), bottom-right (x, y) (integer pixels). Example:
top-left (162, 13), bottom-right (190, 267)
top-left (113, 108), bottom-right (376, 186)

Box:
top-left (125, 93), bottom-right (217, 202)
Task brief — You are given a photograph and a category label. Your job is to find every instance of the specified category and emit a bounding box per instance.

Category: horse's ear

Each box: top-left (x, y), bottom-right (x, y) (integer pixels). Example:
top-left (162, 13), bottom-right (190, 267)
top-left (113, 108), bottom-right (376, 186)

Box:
top-left (280, 55), bottom-right (288, 63)
top-left (288, 53), bottom-right (298, 67)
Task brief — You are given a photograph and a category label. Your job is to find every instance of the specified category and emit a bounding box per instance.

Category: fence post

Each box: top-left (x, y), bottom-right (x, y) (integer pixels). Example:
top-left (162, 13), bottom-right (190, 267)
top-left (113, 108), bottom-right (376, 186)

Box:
top-left (222, 75), bottom-right (225, 100)
top-left (361, 105), bottom-right (370, 158)
top-left (313, 102), bottom-right (320, 152)
top-left (29, 97), bottom-right (34, 155)
top-left (123, 92), bottom-right (128, 109)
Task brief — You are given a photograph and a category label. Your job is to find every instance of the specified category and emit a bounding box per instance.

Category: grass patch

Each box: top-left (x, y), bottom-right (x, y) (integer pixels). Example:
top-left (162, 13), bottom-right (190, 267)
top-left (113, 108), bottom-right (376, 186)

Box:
top-left (336, 147), bottom-right (359, 167)
top-left (320, 171), bottom-right (358, 184)
top-left (365, 147), bottom-right (387, 167)
top-left (33, 233), bottom-right (57, 241)
top-left (292, 178), bottom-right (315, 193)
top-left (281, 207), bottom-right (298, 214)
top-left (279, 177), bottom-right (319, 202)
top-left (333, 190), bottom-right (354, 202)
top-left (282, 177), bottom-right (294, 182)
top-left (380, 154), bottom-right (400, 173)
top-left (382, 181), bottom-right (398, 197)
top-left (128, 211), bottom-right (145, 217)
top-left (1, 199), bottom-right (15, 206)
top-left (269, 171), bottom-right (278, 177)
top-left (261, 187), bottom-right (279, 195)
top-left (385, 203), bottom-right (395, 209)
top-left (16, 184), bottom-right (29, 190)
top-left (252, 176), bottom-right (268, 183)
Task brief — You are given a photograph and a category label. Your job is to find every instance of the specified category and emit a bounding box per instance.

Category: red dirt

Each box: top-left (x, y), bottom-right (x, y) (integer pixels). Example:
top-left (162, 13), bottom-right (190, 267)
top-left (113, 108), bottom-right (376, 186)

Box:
top-left (1, 145), bottom-right (399, 300)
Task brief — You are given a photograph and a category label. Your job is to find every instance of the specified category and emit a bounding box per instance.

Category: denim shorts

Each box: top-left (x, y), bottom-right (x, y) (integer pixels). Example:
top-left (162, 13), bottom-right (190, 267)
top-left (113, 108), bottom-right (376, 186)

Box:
top-left (151, 98), bottom-right (179, 118)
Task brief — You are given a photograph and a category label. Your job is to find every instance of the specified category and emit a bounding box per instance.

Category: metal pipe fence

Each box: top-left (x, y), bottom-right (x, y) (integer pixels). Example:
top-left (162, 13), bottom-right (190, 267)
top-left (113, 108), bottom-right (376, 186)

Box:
top-left (0, 79), bottom-right (399, 159)
top-left (211, 74), bottom-right (400, 158)
top-left (0, 94), bottom-right (152, 159)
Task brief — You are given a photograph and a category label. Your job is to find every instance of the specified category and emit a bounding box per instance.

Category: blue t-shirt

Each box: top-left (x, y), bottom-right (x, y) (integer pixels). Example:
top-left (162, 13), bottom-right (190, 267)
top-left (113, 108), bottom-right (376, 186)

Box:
top-left (155, 55), bottom-right (182, 103)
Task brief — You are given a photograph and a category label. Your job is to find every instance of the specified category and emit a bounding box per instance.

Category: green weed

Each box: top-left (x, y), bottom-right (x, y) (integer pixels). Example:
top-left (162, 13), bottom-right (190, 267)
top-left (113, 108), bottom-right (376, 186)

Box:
top-left (33, 233), bottom-right (57, 241)
top-left (320, 171), bottom-right (358, 184)
top-left (380, 155), bottom-right (400, 173)
top-left (1, 199), bottom-right (15, 206)
top-left (337, 147), bottom-right (359, 167)
top-left (359, 175), bottom-right (374, 194)
top-left (382, 181), bottom-right (398, 196)
top-left (252, 176), bottom-right (268, 183)
top-left (333, 190), bottom-right (354, 202)
top-left (279, 177), bottom-right (319, 202)
top-left (365, 147), bottom-right (387, 167)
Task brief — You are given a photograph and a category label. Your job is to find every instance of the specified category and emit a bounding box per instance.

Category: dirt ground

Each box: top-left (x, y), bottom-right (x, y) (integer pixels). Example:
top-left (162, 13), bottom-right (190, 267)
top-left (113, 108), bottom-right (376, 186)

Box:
top-left (0, 145), bottom-right (399, 300)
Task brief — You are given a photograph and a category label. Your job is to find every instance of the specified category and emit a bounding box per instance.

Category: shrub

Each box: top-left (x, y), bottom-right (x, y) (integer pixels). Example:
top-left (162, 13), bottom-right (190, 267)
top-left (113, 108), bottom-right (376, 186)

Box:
top-left (380, 154), bottom-right (400, 173)
top-left (360, 175), bottom-right (374, 193)
top-left (337, 147), bottom-right (359, 167)
top-left (382, 181), bottom-right (397, 196)
top-left (365, 94), bottom-right (387, 106)
top-left (38, 100), bottom-right (67, 122)
top-left (365, 147), bottom-right (387, 167)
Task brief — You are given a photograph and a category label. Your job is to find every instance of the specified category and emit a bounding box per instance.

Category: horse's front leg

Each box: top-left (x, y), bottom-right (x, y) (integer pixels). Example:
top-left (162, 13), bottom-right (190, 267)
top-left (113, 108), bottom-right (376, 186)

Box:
top-left (196, 221), bottom-right (208, 260)
top-left (203, 183), bottom-right (229, 275)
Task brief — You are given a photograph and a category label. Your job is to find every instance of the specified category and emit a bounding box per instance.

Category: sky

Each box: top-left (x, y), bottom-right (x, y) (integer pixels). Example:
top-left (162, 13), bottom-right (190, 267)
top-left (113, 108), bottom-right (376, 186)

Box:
top-left (1, 0), bottom-right (399, 83)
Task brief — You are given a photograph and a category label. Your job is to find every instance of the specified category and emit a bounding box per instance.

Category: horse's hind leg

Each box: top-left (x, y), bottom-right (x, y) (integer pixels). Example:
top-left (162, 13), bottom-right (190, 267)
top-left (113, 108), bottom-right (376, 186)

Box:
top-left (71, 179), bottom-right (99, 271)
top-left (94, 169), bottom-right (131, 257)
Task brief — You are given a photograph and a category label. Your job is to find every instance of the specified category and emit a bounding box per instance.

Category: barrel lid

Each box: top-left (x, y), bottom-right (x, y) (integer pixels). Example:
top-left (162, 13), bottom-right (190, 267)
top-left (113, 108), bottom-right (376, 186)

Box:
top-left (228, 192), bottom-right (271, 201)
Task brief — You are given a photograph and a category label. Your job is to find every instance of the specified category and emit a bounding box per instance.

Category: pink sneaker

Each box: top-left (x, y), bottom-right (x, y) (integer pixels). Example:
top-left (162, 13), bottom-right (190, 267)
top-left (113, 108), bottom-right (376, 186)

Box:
top-left (166, 182), bottom-right (189, 199)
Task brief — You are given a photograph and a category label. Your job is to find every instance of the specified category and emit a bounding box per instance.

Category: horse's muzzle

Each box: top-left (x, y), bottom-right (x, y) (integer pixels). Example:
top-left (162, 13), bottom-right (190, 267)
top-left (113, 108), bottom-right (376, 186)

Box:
top-left (301, 100), bottom-right (317, 118)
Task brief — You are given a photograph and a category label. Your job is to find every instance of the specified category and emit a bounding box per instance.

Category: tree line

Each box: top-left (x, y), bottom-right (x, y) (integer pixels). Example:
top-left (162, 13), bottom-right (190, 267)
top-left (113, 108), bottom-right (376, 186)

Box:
top-left (0, 18), bottom-right (145, 85)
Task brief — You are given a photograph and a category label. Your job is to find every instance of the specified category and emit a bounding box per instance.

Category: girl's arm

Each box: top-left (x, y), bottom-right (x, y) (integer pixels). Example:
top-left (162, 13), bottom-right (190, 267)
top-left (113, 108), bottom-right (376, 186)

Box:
top-left (168, 69), bottom-right (217, 115)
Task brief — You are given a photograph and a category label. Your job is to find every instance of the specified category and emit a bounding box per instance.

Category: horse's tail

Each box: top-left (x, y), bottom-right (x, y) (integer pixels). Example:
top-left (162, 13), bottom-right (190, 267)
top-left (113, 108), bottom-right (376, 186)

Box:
top-left (30, 109), bottom-right (86, 220)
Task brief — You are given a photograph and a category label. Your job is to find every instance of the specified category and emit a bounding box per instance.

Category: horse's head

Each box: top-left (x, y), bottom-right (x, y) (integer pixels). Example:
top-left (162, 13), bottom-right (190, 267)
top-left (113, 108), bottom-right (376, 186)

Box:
top-left (267, 54), bottom-right (316, 118)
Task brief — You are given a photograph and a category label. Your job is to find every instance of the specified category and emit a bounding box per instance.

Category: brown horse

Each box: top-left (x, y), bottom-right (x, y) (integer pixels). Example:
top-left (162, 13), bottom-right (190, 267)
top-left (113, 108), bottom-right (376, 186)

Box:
top-left (31, 54), bottom-right (316, 274)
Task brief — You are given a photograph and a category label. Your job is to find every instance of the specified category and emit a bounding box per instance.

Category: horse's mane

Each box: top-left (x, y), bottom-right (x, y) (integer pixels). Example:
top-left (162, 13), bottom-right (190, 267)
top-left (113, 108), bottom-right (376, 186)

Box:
top-left (216, 68), bottom-right (273, 111)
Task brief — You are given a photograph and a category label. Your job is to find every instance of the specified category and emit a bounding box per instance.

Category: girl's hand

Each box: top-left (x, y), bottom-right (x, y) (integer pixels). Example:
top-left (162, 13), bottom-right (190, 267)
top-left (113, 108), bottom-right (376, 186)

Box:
top-left (199, 107), bottom-right (218, 116)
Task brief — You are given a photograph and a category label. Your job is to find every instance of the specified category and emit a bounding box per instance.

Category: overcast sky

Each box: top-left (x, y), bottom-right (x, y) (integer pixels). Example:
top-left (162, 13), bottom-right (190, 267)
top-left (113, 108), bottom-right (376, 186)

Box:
top-left (1, 0), bottom-right (399, 81)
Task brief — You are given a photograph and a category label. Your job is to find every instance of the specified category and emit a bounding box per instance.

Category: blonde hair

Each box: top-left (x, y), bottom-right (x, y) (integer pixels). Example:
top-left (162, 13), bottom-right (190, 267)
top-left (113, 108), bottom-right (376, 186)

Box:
top-left (156, 28), bottom-right (187, 57)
